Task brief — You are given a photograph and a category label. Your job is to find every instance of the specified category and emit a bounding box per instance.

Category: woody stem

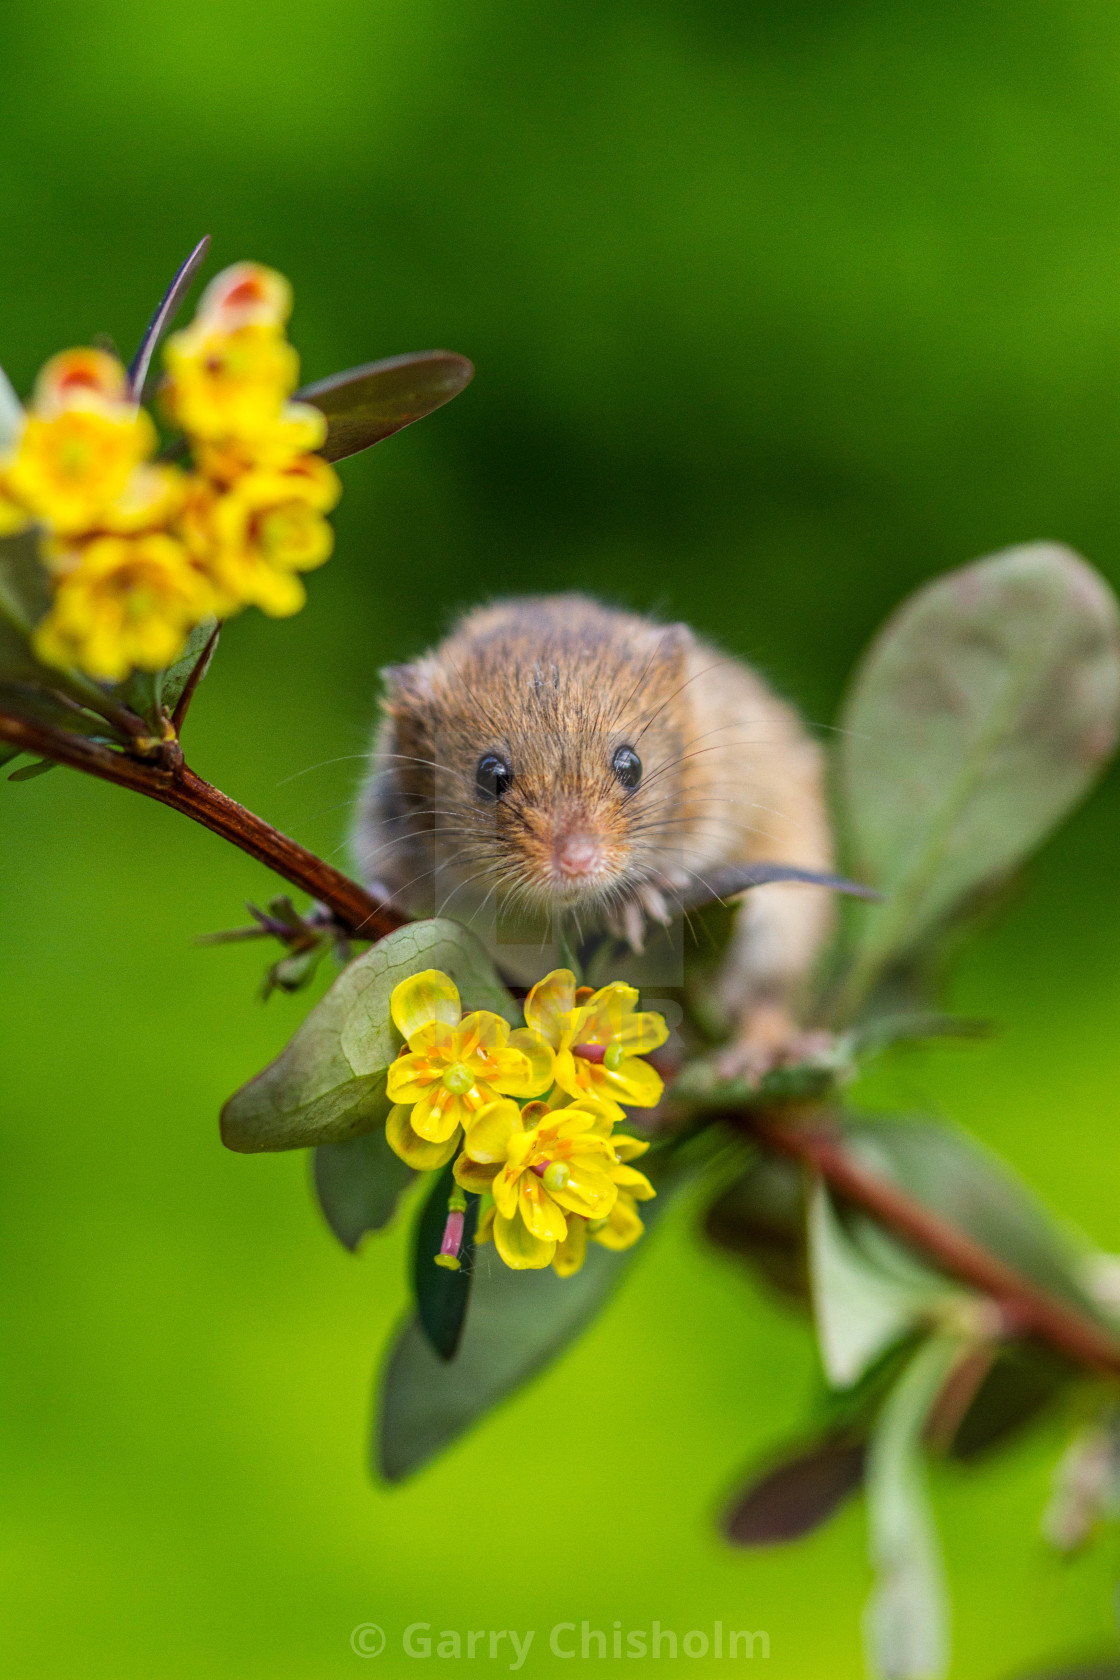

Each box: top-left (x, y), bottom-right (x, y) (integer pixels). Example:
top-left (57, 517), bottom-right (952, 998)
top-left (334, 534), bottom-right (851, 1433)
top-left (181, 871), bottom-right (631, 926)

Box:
top-left (8, 704), bottom-right (1120, 1386)
top-left (0, 709), bottom-right (405, 940)
top-left (739, 1107), bottom-right (1120, 1379)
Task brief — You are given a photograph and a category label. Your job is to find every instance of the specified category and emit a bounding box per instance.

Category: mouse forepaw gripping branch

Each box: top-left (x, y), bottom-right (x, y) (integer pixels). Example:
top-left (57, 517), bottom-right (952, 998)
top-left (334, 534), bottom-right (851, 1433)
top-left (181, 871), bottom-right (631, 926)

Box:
top-left (6, 245), bottom-right (1120, 1680)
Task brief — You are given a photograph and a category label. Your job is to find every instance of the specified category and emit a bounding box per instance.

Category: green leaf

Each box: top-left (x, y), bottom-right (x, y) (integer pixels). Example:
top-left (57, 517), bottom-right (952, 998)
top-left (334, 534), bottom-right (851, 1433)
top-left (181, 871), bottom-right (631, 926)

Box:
top-left (864, 1333), bottom-right (963, 1680)
top-left (378, 1243), bottom-right (636, 1481)
top-left (8, 756), bottom-right (56, 782)
top-left (0, 681), bottom-right (124, 742)
top-left (947, 1342), bottom-right (1071, 1462)
top-left (845, 1116), bottom-right (1103, 1318)
top-left (809, 1183), bottom-right (959, 1389)
top-left (703, 1152), bottom-right (811, 1306)
top-left (0, 530), bottom-right (51, 644)
top-left (377, 1152), bottom-right (681, 1480)
top-left (413, 1161), bottom-right (479, 1361)
top-left (159, 616), bottom-right (219, 716)
top-left (723, 1430), bottom-right (865, 1546)
top-left (220, 918), bottom-right (517, 1153)
top-left (116, 617), bottom-right (218, 729)
top-left (313, 1128), bottom-right (416, 1252)
top-left (1010, 1665), bottom-right (1120, 1679)
top-left (298, 351), bottom-right (474, 463)
top-left (671, 1040), bottom-right (852, 1109)
top-left (0, 365), bottom-right (22, 452)
top-left (837, 544), bottom-right (1120, 1014)
top-left (0, 535), bottom-right (150, 733)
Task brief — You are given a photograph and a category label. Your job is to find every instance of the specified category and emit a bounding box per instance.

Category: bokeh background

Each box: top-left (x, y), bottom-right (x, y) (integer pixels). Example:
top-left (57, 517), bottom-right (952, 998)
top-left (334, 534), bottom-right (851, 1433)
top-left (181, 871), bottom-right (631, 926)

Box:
top-left (4, 2), bottom-right (1120, 1674)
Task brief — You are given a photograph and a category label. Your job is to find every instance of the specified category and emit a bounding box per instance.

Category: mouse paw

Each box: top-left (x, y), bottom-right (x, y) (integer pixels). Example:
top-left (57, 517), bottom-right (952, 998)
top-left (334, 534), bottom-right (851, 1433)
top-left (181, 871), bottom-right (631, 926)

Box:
top-left (636, 882), bottom-right (673, 926)
top-left (605, 897), bottom-right (647, 952)
top-left (717, 1003), bottom-right (834, 1085)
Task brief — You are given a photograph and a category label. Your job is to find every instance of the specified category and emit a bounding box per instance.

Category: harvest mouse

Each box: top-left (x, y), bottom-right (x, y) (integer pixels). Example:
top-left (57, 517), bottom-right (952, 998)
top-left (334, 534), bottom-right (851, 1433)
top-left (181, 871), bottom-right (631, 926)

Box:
top-left (352, 595), bottom-right (834, 1074)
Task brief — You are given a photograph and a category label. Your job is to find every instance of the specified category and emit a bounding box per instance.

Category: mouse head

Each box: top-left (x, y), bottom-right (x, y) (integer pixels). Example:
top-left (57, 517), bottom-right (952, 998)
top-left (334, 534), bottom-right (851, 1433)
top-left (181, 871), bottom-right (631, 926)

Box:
top-left (379, 596), bottom-right (695, 920)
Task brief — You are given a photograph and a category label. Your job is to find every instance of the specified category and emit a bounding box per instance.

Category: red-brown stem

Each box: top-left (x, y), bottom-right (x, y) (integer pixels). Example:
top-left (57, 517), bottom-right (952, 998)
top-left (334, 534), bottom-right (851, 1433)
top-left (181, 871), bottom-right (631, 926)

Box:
top-left (743, 1109), bottom-right (1120, 1379)
top-left (0, 709), bottom-right (405, 940)
top-left (8, 703), bottom-right (1120, 1386)
top-left (923, 1342), bottom-right (999, 1450)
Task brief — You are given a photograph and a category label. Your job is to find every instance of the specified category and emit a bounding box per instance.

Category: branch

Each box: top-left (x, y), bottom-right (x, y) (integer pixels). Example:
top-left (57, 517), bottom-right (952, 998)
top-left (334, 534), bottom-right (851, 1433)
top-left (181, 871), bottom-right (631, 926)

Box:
top-left (0, 710), bottom-right (405, 940)
top-left (9, 704), bottom-right (1119, 1387)
top-left (744, 1108), bottom-right (1120, 1379)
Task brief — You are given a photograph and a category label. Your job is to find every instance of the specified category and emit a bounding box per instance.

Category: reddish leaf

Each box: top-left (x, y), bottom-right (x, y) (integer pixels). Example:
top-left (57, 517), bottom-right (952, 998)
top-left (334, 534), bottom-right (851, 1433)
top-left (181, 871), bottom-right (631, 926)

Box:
top-left (724, 1434), bottom-right (865, 1546)
top-left (299, 350), bottom-right (474, 462)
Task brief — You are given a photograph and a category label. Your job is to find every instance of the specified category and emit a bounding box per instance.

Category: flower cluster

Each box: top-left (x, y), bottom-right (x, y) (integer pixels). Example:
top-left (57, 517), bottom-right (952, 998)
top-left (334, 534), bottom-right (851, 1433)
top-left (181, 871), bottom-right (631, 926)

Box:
top-left (385, 967), bottom-right (667, 1275)
top-left (0, 263), bottom-right (339, 683)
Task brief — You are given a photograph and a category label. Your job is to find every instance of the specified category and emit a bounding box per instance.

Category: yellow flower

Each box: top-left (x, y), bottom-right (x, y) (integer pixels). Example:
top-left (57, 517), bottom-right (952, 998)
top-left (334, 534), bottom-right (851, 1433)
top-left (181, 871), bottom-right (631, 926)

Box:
top-left (384, 969), bottom-right (554, 1168)
top-left (32, 347), bottom-right (129, 415)
top-left (5, 349), bottom-right (158, 537)
top-left (469, 1096), bottom-right (634, 1271)
top-left (192, 402), bottom-right (327, 487)
top-left (33, 533), bottom-right (214, 682)
top-left (162, 320), bottom-right (298, 442)
top-left (195, 262), bottom-right (293, 332)
top-left (198, 456), bottom-right (341, 617)
top-left (537, 1123), bottom-right (656, 1275)
top-left (524, 969), bottom-right (669, 1113)
top-left (0, 471), bottom-right (31, 536)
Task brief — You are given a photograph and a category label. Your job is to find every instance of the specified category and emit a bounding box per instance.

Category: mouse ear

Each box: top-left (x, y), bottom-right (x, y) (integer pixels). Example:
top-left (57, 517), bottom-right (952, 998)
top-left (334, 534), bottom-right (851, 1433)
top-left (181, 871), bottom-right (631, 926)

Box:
top-left (652, 620), bottom-right (694, 672)
top-left (379, 660), bottom-right (433, 708)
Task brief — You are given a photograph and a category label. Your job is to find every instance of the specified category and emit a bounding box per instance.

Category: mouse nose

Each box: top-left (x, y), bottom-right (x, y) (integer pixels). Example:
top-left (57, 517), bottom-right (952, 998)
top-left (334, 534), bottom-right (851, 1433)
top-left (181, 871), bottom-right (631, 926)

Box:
top-left (554, 830), bottom-right (603, 879)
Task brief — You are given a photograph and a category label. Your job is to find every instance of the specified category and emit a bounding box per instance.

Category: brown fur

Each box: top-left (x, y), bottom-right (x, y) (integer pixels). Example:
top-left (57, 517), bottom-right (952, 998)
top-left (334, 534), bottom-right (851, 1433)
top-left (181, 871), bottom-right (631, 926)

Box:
top-left (352, 595), bottom-right (834, 1061)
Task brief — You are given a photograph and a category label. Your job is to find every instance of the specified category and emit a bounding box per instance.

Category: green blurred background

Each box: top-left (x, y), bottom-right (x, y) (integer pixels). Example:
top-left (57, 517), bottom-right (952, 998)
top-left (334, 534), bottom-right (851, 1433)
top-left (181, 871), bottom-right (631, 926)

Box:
top-left (5, 1), bottom-right (1120, 1674)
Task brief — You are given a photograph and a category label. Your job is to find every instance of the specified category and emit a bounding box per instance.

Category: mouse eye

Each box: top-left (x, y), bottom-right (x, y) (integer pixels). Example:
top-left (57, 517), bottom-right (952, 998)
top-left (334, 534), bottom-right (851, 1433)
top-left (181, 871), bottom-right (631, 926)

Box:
top-left (476, 753), bottom-right (513, 799)
top-left (611, 745), bottom-right (642, 789)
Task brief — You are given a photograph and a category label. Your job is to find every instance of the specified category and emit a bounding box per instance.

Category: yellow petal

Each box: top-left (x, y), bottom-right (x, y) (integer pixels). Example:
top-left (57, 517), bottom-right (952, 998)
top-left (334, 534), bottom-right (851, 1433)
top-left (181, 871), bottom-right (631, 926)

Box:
top-left (409, 1087), bottom-right (468, 1143)
top-left (390, 970), bottom-right (461, 1042)
top-left (481, 1046), bottom-right (536, 1098)
top-left (505, 1129), bottom-right (536, 1174)
top-left (457, 1010), bottom-right (512, 1056)
top-left (385, 1105), bottom-right (459, 1170)
top-left (611, 1132), bottom-right (650, 1162)
top-left (576, 981), bottom-right (639, 1043)
top-left (611, 1163), bottom-right (656, 1201)
top-left (556, 1098), bottom-right (618, 1139)
top-left (475, 1203), bottom-right (496, 1246)
top-left (491, 1162), bottom-right (523, 1220)
top-left (462, 1098), bottom-right (522, 1163)
top-left (597, 1055), bottom-right (664, 1109)
top-left (552, 1048), bottom-right (590, 1103)
top-left (493, 1209), bottom-right (555, 1270)
top-left (592, 1193), bottom-right (645, 1251)
top-left (453, 1154), bottom-right (499, 1193)
top-left (551, 1165), bottom-right (618, 1222)
top-left (405, 1020), bottom-right (458, 1059)
top-left (552, 1217), bottom-right (588, 1277)
top-left (617, 1010), bottom-right (670, 1056)
top-left (505, 1028), bottom-right (556, 1097)
top-left (518, 1176), bottom-right (568, 1242)
top-left (385, 1053), bottom-right (439, 1105)
top-left (524, 968), bottom-right (578, 1045)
